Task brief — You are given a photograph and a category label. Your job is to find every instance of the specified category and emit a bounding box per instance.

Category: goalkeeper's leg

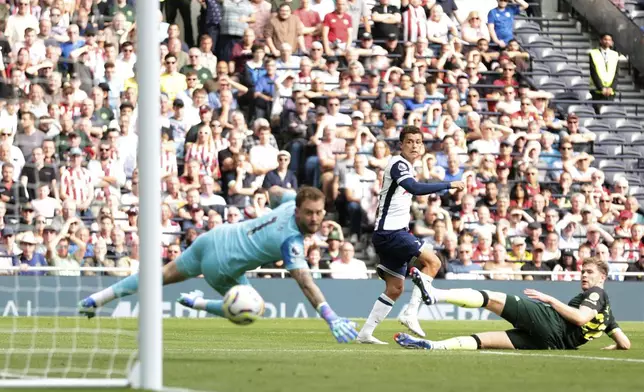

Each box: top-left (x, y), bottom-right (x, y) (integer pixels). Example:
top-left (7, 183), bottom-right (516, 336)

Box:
top-left (79, 235), bottom-right (209, 318)
top-left (79, 261), bottom-right (191, 318)
top-left (177, 269), bottom-right (252, 318)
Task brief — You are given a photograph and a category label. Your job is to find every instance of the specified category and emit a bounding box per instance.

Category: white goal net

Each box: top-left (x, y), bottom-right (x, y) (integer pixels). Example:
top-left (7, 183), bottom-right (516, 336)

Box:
top-left (0, 266), bottom-right (138, 388)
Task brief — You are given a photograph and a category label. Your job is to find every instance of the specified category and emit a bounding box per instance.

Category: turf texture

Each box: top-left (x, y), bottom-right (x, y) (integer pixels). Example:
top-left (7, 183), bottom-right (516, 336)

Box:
top-left (0, 318), bottom-right (643, 392)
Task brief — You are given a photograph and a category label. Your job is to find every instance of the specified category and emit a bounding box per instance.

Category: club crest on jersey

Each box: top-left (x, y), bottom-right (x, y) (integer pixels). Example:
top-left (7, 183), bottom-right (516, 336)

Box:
top-left (291, 243), bottom-right (303, 256)
top-left (398, 162), bottom-right (410, 175)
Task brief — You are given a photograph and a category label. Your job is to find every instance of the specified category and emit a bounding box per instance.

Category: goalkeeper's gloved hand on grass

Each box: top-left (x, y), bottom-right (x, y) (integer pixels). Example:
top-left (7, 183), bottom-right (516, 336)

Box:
top-left (328, 318), bottom-right (359, 343)
top-left (317, 302), bottom-right (358, 343)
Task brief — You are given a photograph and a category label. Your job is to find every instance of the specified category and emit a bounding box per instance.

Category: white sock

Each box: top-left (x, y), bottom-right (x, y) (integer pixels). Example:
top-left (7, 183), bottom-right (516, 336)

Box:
top-left (404, 286), bottom-right (423, 317)
top-left (433, 289), bottom-right (486, 308)
top-left (90, 287), bottom-right (116, 307)
top-left (192, 298), bottom-right (207, 311)
top-left (359, 294), bottom-right (394, 337)
top-left (432, 336), bottom-right (479, 351)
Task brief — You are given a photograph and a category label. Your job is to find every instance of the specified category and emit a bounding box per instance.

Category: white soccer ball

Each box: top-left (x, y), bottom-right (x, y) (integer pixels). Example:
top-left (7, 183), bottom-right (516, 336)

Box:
top-left (222, 285), bottom-right (265, 325)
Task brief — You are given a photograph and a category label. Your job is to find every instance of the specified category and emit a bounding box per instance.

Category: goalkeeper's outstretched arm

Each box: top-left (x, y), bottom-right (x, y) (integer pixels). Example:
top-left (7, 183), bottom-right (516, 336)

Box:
top-left (290, 268), bottom-right (326, 308)
top-left (289, 268), bottom-right (358, 343)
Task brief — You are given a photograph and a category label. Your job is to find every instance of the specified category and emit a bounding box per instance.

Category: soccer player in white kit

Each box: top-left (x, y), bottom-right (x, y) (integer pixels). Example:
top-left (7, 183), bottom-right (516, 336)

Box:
top-left (357, 126), bottom-right (464, 344)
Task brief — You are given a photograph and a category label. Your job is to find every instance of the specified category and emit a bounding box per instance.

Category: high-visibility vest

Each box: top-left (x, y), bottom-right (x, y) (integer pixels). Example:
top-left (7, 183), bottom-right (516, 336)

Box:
top-left (589, 48), bottom-right (619, 92)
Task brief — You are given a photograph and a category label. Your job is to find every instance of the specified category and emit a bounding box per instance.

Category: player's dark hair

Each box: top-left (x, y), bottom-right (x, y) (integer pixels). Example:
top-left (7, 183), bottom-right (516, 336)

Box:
top-left (399, 126), bottom-right (422, 143)
top-left (582, 256), bottom-right (609, 276)
top-left (296, 186), bottom-right (325, 207)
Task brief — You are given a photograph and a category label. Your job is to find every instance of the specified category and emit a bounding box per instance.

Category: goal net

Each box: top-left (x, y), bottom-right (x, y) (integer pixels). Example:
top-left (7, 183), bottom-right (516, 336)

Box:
top-left (0, 266), bottom-right (138, 388)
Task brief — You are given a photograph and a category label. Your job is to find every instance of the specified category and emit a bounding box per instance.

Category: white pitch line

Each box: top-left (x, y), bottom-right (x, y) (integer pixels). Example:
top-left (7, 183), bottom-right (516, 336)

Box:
top-left (479, 350), bottom-right (644, 364)
top-left (165, 347), bottom-right (644, 364)
top-left (165, 347), bottom-right (405, 354)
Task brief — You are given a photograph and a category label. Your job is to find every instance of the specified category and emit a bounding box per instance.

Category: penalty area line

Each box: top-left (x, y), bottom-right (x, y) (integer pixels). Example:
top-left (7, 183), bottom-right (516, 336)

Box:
top-left (479, 351), bottom-right (644, 364)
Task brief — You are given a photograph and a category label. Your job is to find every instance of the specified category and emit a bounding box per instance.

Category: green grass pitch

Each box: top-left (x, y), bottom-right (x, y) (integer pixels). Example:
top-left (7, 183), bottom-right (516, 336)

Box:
top-left (1, 318), bottom-right (643, 392)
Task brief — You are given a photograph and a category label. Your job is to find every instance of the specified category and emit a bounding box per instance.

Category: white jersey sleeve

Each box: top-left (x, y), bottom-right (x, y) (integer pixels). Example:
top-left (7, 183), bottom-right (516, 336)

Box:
top-left (374, 156), bottom-right (415, 231)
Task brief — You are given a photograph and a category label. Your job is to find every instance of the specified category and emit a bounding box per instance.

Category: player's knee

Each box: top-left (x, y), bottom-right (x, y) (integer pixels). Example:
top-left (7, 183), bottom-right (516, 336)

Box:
top-left (482, 291), bottom-right (507, 313)
top-left (384, 279), bottom-right (404, 300)
top-left (417, 252), bottom-right (440, 270)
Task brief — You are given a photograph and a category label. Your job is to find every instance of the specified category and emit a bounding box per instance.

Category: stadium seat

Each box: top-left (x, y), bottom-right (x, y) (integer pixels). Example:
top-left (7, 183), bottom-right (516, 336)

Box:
top-left (514, 20), bottom-right (542, 32)
top-left (597, 133), bottom-right (627, 145)
top-left (615, 119), bottom-right (644, 131)
top-left (583, 118), bottom-right (611, 130)
top-left (538, 48), bottom-right (568, 61)
top-left (531, 63), bottom-right (551, 74)
top-left (526, 35), bottom-right (556, 47)
top-left (567, 104), bottom-right (595, 117)
top-left (600, 106), bottom-right (629, 117)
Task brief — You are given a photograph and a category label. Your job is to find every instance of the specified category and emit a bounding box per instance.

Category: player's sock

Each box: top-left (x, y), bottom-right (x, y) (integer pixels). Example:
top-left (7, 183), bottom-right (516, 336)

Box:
top-left (404, 286), bottom-right (423, 316)
top-left (192, 298), bottom-right (226, 317)
top-left (433, 289), bottom-right (489, 309)
top-left (90, 273), bottom-right (140, 306)
top-left (431, 335), bottom-right (480, 351)
top-left (359, 294), bottom-right (394, 337)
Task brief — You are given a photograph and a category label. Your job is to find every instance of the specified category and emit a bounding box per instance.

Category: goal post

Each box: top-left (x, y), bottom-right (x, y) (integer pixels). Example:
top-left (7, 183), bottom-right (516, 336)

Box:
top-left (136, 0), bottom-right (163, 387)
top-left (0, 267), bottom-right (139, 388)
top-left (0, 0), bottom-right (162, 387)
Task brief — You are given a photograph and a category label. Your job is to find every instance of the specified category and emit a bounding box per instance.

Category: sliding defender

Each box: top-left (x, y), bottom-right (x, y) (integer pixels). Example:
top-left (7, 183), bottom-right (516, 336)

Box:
top-left (396, 257), bottom-right (630, 351)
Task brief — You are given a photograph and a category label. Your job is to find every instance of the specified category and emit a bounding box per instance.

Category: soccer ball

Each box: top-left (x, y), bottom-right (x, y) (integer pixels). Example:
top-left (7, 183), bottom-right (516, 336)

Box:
top-left (222, 285), bottom-right (265, 325)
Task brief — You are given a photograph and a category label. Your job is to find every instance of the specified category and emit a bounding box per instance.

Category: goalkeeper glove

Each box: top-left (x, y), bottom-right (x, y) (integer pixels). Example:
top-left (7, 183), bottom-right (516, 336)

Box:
top-left (318, 302), bottom-right (359, 343)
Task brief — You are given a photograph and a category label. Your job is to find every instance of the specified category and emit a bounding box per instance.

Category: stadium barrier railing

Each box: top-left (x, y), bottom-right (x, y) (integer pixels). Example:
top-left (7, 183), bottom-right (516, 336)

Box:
top-left (1, 266), bottom-right (641, 280)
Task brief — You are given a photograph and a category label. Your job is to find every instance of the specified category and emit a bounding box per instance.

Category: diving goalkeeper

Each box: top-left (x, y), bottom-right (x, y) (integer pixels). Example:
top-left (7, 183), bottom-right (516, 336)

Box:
top-left (79, 186), bottom-right (358, 343)
top-left (396, 257), bottom-right (631, 350)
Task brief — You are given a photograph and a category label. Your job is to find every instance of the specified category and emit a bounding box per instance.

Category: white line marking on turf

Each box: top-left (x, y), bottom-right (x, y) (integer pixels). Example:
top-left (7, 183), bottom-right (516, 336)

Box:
top-left (165, 347), bottom-right (644, 363)
top-left (479, 351), bottom-right (644, 364)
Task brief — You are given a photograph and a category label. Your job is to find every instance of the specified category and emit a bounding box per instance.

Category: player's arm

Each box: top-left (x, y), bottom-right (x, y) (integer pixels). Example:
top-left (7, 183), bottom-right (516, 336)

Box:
top-left (289, 268), bottom-right (328, 310)
top-left (392, 161), bottom-right (464, 195)
top-left (524, 289), bottom-right (597, 326)
top-left (603, 328), bottom-right (631, 350)
top-left (282, 237), bottom-right (358, 343)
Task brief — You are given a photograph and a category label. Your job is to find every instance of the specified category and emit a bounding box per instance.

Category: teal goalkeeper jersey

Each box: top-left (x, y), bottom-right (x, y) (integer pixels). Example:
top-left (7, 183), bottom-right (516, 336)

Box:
top-left (207, 200), bottom-right (309, 277)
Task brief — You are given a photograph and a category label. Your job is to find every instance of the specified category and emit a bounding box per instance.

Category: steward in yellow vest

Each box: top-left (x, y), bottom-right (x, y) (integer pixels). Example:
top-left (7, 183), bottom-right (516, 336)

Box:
top-left (589, 33), bottom-right (618, 102)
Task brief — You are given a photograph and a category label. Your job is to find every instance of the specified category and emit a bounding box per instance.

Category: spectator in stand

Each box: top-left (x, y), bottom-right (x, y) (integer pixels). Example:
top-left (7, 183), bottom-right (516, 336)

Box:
top-left (346, 0), bottom-right (371, 43)
top-left (329, 242), bottom-right (368, 279)
top-left (370, 0), bottom-right (401, 41)
top-left (460, 11), bottom-right (490, 45)
top-left (5, 0), bottom-right (39, 46)
top-left (265, 3), bottom-right (306, 57)
top-left (426, 5), bottom-right (457, 45)
top-left (589, 33), bottom-right (619, 112)
top-left (625, 253), bottom-right (644, 281)
top-left (508, 236), bottom-right (532, 266)
top-left (487, 0), bottom-right (529, 49)
top-left (262, 150), bottom-right (298, 191)
top-left (13, 231), bottom-right (46, 276)
top-left (448, 242), bottom-right (481, 275)
top-left (483, 243), bottom-right (515, 280)
top-left (218, 0), bottom-right (255, 62)
top-left (521, 242), bottom-right (551, 280)
top-left (294, 0), bottom-right (322, 50)
top-left (336, 154), bottom-right (377, 243)
top-left (560, 113), bottom-right (596, 145)
top-left (552, 249), bottom-right (579, 281)
top-left (322, 0), bottom-right (352, 56)
top-left (46, 218), bottom-right (85, 276)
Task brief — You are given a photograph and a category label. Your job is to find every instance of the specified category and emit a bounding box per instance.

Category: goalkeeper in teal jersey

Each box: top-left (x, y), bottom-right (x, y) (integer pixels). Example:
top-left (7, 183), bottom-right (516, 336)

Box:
top-left (79, 186), bottom-right (358, 343)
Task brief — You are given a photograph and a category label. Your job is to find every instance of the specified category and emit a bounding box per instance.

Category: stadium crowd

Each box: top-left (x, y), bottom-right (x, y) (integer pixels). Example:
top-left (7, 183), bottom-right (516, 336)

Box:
top-left (0, 0), bottom-right (642, 281)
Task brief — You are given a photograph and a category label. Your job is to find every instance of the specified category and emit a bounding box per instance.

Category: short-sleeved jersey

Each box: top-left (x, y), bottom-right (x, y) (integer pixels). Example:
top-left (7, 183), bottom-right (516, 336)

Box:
top-left (563, 286), bottom-right (619, 348)
top-left (375, 155), bottom-right (415, 231)
top-left (487, 4), bottom-right (521, 43)
top-left (207, 196), bottom-right (308, 277)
